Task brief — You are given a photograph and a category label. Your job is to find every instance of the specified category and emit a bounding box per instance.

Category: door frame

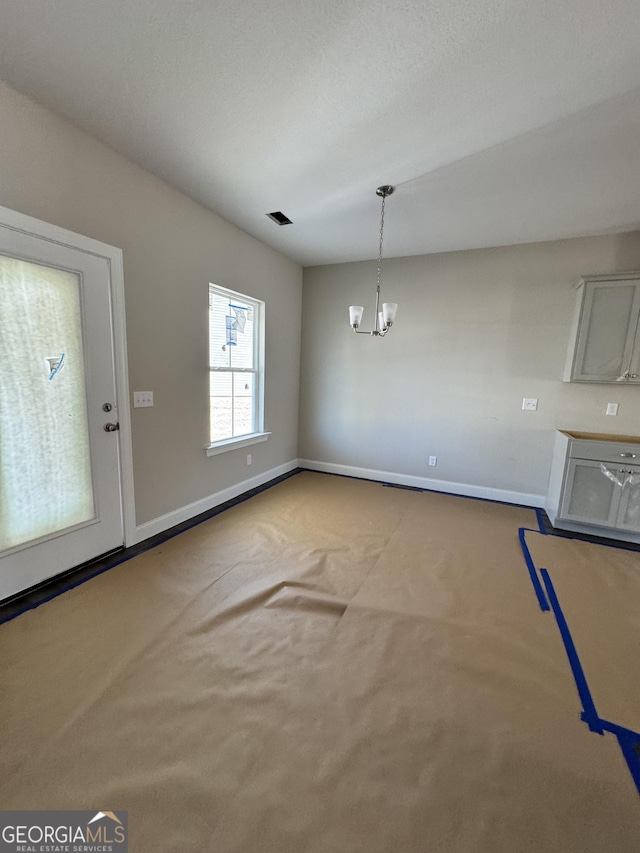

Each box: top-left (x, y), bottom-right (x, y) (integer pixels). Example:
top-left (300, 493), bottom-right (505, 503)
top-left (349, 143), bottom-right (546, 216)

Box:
top-left (0, 203), bottom-right (136, 551)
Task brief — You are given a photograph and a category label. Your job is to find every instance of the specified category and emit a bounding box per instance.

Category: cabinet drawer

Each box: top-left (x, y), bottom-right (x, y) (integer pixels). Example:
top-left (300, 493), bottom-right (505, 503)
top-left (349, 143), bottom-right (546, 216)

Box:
top-left (568, 439), bottom-right (640, 464)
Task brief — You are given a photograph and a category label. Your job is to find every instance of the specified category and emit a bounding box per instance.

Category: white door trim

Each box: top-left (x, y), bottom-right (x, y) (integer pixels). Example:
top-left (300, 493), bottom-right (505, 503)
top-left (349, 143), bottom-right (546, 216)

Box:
top-left (0, 204), bottom-right (136, 550)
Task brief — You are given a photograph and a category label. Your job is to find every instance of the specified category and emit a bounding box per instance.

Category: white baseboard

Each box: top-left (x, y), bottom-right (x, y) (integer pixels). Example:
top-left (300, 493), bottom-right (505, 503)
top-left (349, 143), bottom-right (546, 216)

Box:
top-left (298, 459), bottom-right (544, 508)
top-left (134, 459), bottom-right (299, 544)
top-left (134, 457), bottom-right (544, 545)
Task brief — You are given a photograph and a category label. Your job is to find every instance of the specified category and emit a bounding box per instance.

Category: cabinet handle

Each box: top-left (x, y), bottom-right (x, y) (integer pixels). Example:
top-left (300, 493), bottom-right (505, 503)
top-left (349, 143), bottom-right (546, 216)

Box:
top-left (619, 452), bottom-right (636, 458)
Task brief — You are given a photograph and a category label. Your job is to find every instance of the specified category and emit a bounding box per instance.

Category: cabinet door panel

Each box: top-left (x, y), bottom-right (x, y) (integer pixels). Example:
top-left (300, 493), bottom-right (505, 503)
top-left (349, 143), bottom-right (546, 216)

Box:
top-left (627, 300), bottom-right (640, 379)
top-left (576, 283), bottom-right (636, 380)
top-left (560, 459), bottom-right (620, 526)
top-left (616, 475), bottom-right (640, 532)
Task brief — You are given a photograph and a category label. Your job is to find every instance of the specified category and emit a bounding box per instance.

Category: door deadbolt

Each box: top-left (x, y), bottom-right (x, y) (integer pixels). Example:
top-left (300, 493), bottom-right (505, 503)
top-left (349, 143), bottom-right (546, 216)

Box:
top-left (104, 422), bottom-right (120, 432)
top-left (102, 402), bottom-right (113, 412)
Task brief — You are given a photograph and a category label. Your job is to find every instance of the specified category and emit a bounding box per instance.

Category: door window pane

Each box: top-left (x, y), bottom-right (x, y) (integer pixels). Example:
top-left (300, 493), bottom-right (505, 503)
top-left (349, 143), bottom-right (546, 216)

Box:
top-left (0, 256), bottom-right (94, 551)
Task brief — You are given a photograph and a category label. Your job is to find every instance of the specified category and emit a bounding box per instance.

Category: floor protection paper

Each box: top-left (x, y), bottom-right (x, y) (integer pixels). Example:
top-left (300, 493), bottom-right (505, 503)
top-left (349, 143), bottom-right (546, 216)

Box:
top-left (524, 529), bottom-right (640, 793)
top-left (1, 472), bottom-right (639, 852)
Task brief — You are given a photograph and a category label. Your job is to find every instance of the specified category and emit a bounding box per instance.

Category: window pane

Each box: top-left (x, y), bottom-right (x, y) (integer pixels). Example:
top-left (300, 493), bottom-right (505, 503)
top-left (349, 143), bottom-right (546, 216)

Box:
top-left (209, 293), bottom-right (254, 370)
top-left (0, 256), bottom-right (94, 551)
top-left (210, 372), bottom-right (232, 442)
top-left (209, 372), bottom-right (255, 442)
top-left (229, 303), bottom-right (254, 370)
top-left (233, 372), bottom-right (254, 437)
top-left (209, 284), bottom-right (263, 446)
top-left (209, 293), bottom-right (232, 369)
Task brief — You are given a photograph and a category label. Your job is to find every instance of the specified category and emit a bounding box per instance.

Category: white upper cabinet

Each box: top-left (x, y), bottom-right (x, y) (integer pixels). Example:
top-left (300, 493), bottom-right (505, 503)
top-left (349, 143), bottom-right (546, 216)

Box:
top-left (564, 273), bottom-right (640, 383)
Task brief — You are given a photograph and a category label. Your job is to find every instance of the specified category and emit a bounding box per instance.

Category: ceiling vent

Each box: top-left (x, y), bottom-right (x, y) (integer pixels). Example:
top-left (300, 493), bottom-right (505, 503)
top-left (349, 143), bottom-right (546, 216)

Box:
top-left (266, 211), bottom-right (292, 226)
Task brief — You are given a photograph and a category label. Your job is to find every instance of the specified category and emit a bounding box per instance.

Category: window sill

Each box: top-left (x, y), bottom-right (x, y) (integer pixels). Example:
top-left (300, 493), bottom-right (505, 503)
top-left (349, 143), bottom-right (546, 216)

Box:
top-left (204, 432), bottom-right (271, 457)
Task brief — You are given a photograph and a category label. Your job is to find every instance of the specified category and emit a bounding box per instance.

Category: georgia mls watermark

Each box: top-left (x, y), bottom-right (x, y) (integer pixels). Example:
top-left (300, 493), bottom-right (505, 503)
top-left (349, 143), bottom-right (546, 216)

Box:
top-left (0, 811), bottom-right (127, 853)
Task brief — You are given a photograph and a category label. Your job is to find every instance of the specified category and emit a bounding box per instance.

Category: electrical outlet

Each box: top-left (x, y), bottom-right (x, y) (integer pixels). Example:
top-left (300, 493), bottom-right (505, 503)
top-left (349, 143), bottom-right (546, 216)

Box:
top-left (606, 402), bottom-right (619, 416)
top-left (522, 398), bottom-right (538, 411)
top-left (247, 453), bottom-right (252, 465)
top-left (133, 391), bottom-right (154, 408)
top-left (429, 456), bottom-right (437, 467)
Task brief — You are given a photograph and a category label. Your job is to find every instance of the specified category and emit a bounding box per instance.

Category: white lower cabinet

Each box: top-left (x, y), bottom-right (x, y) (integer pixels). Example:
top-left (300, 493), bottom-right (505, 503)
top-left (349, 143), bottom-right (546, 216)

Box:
top-left (546, 430), bottom-right (640, 542)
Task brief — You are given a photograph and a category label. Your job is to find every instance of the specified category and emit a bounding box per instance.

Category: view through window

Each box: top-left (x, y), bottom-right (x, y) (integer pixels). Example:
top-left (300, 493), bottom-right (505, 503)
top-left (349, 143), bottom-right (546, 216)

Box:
top-left (208, 285), bottom-right (264, 444)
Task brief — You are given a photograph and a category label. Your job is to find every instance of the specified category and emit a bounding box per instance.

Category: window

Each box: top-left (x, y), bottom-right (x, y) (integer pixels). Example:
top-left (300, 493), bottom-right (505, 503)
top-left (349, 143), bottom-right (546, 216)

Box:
top-left (206, 284), bottom-right (267, 455)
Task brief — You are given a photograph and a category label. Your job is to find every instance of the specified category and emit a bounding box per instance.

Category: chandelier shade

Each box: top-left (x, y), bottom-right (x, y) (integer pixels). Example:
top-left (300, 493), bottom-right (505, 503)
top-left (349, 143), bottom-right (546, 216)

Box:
top-left (349, 305), bottom-right (364, 327)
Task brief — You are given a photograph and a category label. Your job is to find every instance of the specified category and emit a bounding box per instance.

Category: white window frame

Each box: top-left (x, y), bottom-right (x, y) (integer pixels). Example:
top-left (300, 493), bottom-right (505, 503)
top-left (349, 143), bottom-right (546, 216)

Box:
top-left (205, 283), bottom-right (269, 457)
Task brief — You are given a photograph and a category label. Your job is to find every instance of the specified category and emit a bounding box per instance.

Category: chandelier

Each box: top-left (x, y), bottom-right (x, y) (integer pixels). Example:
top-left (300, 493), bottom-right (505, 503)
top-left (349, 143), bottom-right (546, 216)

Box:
top-left (348, 185), bottom-right (398, 336)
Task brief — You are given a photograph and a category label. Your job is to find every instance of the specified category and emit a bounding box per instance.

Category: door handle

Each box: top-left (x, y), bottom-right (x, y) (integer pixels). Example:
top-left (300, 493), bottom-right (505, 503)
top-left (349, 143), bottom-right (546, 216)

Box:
top-left (104, 422), bottom-right (120, 432)
top-left (619, 452), bottom-right (636, 458)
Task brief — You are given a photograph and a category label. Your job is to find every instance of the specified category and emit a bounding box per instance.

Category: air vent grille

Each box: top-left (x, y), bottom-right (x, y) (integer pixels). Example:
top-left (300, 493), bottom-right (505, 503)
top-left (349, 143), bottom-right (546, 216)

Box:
top-left (266, 211), bottom-right (292, 226)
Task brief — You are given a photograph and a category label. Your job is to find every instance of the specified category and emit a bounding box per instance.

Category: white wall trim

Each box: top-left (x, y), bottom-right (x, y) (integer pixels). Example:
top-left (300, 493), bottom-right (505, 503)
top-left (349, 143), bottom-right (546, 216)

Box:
top-left (298, 458), bottom-right (545, 508)
top-left (134, 459), bottom-right (299, 543)
top-left (134, 455), bottom-right (545, 547)
top-left (108, 244), bottom-right (136, 548)
top-left (204, 431), bottom-right (271, 457)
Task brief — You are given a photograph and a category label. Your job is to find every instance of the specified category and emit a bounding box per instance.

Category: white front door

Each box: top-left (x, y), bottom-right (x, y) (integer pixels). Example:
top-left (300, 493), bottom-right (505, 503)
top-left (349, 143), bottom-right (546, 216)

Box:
top-left (0, 207), bottom-right (132, 601)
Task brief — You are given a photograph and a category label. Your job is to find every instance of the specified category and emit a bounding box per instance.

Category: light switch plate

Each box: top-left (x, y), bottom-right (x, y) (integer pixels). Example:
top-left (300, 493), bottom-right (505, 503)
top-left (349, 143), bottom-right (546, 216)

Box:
top-left (522, 398), bottom-right (538, 411)
top-left (133, 391), bottom-right (154, 408)
top-left (606, 402), bottom-right (619, 416)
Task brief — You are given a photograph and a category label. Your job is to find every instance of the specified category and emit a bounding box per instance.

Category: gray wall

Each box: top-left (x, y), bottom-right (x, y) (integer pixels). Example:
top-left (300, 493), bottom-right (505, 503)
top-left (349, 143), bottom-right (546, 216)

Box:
top-left (0, 80), bottom-right (302, 526)
top-left (3, 76), bottom-right (640, 519)
top-left (299, 233), bottom-right (640, 501)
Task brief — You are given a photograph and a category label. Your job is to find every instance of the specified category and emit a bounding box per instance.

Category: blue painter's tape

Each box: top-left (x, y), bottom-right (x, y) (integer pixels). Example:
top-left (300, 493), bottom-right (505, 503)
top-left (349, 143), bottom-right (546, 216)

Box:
top-left (609, 725), bottom-right (640, 796)
top-left (539, 568), bottom-right (603, 734)
top-left (599, 719), bottom-right (640, 740)
top-left (598, 719), bottom-right (640, 793)
top-left (534, 507), bottom-right (547, 534)
top-left (518, 528), bottom-right (550, 612)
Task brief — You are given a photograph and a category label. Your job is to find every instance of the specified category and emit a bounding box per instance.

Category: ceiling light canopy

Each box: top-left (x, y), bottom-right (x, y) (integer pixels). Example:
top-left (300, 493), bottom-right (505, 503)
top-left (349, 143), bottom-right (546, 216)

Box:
top-left (349, 186), bottom-right (398, 337)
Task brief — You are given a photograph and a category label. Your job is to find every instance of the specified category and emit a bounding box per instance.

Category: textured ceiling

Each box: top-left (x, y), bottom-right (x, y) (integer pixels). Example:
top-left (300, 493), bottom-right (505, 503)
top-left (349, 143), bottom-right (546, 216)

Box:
top-left (0, 0), bottom-right (639, 266)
